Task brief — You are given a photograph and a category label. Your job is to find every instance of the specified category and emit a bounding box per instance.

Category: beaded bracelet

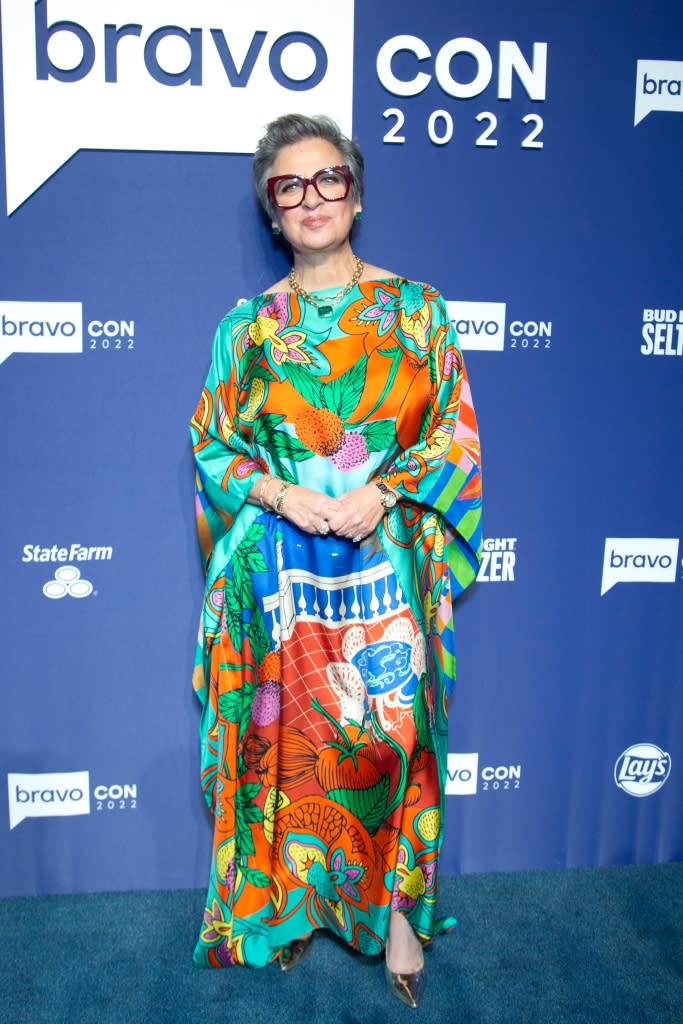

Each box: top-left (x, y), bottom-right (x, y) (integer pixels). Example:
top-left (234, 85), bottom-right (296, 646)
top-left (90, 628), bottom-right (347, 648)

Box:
top-left (273, 481), bottom-right (292, 517)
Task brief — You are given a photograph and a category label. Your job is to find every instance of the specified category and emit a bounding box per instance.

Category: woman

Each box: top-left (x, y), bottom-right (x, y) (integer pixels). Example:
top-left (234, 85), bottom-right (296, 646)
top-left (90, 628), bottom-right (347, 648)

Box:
top-left (190, 113), bottom-right (482, 1007)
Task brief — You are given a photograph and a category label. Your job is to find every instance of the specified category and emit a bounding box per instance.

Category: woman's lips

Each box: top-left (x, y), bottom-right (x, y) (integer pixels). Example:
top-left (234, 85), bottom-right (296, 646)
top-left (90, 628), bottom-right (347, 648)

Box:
top-left (301, 215), bottom-right (330, 228)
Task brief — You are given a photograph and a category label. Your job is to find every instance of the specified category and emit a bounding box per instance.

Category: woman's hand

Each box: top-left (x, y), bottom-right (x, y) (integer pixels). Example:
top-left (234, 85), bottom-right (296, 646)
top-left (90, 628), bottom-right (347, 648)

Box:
top-left (279, 485), bottom-right (341, 536)
top-left (326, 484), bottom-right (390, 541)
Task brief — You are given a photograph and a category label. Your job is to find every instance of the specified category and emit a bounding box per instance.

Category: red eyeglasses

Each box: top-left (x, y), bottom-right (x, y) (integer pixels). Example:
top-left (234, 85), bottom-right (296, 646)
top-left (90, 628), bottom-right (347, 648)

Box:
top-left (267, 165), bottom-right (353, 210)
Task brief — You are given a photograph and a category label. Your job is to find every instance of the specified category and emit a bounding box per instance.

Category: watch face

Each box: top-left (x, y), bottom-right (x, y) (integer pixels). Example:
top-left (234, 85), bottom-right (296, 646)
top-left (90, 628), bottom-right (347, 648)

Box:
top-left (382, 490), bottom-right (397, 508)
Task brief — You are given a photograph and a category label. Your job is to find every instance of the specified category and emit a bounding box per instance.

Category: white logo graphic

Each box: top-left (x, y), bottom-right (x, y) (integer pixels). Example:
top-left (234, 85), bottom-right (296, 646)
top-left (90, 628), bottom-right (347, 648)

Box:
top-left (0, 300), bottom-right (82, 365)
top-left (614, 744), bottom-right (671, 797)
top-left (601, 538), bottom-right (679, 595)
top-left (43, 565), bottom-right (93, 599)
top-left (8, 770), bottom-right (90, 829)
top-left (23, 542), bottom-right (113, 563)
top-left (477, 537), bottom-right (516, 582)
top-left (634, 59), bottom-right (683, 125)
top-left (446, 753), bottom-right (479, 795)
top-left (447, 301), bottom-right (506, 352)
top-left (641, 308), bottom-right (683, 357)
top-left (510, 319), bottom-right (552, 349)
top-left (377, 36), bottom-right (547, 100)
top-left (1, 1), bottom-right (354, 213)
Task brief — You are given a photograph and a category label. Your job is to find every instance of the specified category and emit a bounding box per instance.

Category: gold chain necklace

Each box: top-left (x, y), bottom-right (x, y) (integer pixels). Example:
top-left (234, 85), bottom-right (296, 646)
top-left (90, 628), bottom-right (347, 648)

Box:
top-left (288, 255), bottom-right (364, 317)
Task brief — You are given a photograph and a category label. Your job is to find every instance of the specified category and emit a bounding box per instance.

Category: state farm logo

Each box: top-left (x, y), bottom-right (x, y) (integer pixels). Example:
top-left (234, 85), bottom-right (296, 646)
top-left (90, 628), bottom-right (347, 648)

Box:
top-left (640, 308), bottom-right (683, 357)
top-left (634, 60), bottom-right (683, 125)
top-left (601, 538), bottom-right (679, 595)
top-left (614, 744), bottom-right (671, 798)
top-left (477, 537), bottom-right (516, 582)
top-left (43, 566), bottom-right (93, 599)
top-left (23, 542), bottom-right (112, 596)
top-left (1, 1), bottom-right (354, 213)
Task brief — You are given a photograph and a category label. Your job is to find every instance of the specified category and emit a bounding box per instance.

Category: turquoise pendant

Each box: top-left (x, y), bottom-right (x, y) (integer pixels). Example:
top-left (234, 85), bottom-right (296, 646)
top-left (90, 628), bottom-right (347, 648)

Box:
top-left (318, 304), bottom-right (334, 317)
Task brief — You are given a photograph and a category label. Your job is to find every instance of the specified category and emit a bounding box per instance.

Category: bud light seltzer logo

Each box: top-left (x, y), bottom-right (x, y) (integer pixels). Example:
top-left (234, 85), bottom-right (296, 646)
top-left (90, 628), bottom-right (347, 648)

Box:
top-left (1, 1), bottom-right (354, 213)
top-left (614, 744), bottom-right (671, 798)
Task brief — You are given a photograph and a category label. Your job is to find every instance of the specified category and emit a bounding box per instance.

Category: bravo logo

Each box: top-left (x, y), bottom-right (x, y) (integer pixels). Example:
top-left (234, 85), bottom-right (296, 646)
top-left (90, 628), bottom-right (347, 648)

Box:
top-left (446, 301), bottom-right (506, 352)
top-left (601, 538), bottom-right (679, 595)
top-left (8, 771), bottom-right (90, 829)
top-left (446, 753), bottom-right (479, 795)
top-left (0, 0), bottom-right (354, 214)
top-left (614, 744), bottom-right (671, 798)
top-left (641, 308), bottom-right (683, 357)
top-left (634, 59), bottom-right (683, 125)
top-left (0, 301), bottom-right (82, 365)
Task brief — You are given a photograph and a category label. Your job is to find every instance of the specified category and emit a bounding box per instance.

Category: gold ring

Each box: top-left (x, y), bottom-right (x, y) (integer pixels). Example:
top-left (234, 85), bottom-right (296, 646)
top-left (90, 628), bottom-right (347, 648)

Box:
top-left (319, 521), bottom-right (330, 536)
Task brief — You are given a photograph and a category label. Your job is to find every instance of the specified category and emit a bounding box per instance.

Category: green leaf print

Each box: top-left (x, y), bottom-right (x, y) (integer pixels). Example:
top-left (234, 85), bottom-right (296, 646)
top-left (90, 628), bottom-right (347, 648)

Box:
top-left (235, 803), bottom-right (256, 857)
top-left (328, 774), bottom-right (390, 835)
top-left (223, 579), bottom-right (243, 651)
top-left (266, 431), bottom-right (314, 462)
top-left (283, 363), bottom-right (325, 407)
top-left (241, 866), bottom-right (271, 888)
top-left (248, 608), bottom-right (270, 666)
top-left (412, 675), bottom-right (435, 753)
top-left (252, 413), bottom-right (286, 445)
top-left (245, 363), bottom-right (276, 384)
top-left (218, 681), bottom-right (255, 725)
top-left (337, 356), bottom-right (368, 419)
top-left (232, 558), bottom-right (256, 611)
top-left (242, 547), bottom-right (268, 574)
top-left (361, 420), bottom-right (397, 453)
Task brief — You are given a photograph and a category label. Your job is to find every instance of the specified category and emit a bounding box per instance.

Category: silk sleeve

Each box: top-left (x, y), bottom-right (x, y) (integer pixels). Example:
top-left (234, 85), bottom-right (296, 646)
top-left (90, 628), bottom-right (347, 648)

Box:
top-left (189, 318), bottom-right (266, 565)
top-left (380, 296), bottom-right (482, 597)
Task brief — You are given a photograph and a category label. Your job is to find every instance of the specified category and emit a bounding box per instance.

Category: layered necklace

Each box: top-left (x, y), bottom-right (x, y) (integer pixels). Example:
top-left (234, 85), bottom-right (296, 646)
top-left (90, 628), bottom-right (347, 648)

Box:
top-left (288, 255), bottom-right (364, 317)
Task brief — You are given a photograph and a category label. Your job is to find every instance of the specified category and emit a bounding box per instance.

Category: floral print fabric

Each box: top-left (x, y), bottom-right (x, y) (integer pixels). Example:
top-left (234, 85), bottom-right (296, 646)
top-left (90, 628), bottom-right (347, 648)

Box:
top-left (190, 279), bottom-right (481, 967)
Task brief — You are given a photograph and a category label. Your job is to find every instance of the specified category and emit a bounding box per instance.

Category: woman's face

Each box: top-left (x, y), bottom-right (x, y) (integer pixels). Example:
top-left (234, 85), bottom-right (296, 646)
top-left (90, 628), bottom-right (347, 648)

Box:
top-left (269, 138), bottom-right (361, 258)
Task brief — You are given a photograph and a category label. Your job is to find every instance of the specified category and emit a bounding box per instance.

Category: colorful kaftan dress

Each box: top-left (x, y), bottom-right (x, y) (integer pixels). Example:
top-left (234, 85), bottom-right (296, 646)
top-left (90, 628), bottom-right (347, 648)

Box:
top-left (190, 278), bottom-right (482, 969)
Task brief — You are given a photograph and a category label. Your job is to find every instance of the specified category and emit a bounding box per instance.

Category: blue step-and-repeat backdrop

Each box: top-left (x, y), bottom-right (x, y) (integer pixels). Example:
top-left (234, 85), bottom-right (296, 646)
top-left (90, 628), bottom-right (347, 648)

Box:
top-left (1, 1), bottom-right (681, 897)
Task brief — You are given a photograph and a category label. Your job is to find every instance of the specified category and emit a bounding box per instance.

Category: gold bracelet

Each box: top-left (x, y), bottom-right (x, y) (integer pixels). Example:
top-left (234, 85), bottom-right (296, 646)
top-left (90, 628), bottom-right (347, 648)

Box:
top-left (273, 481), bottom-right (292, 517)
top-left (263, 477), bottom-right (281, 510)
top-left (257, 474), bottom-right (273, 509)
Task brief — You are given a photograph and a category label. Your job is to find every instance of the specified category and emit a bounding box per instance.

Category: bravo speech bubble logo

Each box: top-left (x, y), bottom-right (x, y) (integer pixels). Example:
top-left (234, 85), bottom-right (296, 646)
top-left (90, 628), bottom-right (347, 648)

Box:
top-left (8, 770), bottom-right (90, 829)
top-left (0, 0), bottom-right (354, 214)
top-left (446, 301), bottom-right (506, 352)
top-left (601, 538), bottom-right (679, 595)
top-left (634, 59), bottom-right (683, 125)
top-left (0, 300), bottom-right (83, 365)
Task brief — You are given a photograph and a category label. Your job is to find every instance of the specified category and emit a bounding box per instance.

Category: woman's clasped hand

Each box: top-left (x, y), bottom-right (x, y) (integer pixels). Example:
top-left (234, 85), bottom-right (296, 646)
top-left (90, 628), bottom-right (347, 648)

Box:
top-left (261, 478), bottom-right (391, 541)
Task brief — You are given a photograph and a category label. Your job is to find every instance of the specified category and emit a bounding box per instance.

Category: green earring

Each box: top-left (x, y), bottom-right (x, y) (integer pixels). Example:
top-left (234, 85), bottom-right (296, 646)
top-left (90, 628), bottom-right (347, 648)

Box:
top-left (272, 225), bottom-right (281, 236)
top-left (354, 211), bottom-right (363, 222)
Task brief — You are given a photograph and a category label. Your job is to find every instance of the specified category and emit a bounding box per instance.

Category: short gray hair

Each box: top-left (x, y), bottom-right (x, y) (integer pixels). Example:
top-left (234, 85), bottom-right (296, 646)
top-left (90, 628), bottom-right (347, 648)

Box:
top-left (253, 113), bottom-right (365, 221)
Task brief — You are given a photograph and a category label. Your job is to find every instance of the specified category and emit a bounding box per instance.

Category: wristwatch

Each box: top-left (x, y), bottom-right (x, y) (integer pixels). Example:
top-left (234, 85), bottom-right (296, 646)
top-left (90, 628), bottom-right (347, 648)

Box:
top-left (375, 480), bottom-right (398, 510)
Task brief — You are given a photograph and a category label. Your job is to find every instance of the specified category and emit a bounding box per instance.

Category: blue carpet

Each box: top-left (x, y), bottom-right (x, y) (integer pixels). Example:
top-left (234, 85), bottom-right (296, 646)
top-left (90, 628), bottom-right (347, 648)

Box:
top-left (1, 863), bottom-right (682, 1023)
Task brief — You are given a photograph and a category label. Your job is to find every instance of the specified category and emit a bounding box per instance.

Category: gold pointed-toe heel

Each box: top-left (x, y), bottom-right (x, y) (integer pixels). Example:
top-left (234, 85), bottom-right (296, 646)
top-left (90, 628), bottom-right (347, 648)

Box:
top-left (279, 932), bottom-right (314, 972)
top-left (384, 962), bottom-right (427, 1008)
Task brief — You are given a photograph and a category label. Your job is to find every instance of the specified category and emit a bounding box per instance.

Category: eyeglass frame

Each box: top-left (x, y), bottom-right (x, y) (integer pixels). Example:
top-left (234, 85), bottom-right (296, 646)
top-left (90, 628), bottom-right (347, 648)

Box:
top-left (266, 165), bottom-right (354, 210)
